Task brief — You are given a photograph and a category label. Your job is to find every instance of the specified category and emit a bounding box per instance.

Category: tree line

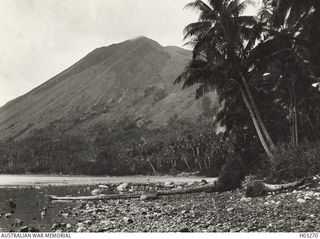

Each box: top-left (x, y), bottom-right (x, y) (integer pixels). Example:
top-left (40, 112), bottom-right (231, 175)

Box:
top-left (0, 118), bottom-right (236, 176)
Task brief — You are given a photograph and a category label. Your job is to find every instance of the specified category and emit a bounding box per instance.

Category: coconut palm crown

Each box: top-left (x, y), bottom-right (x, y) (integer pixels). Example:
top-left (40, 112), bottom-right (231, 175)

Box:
top-left (176, 0), bottom-right (277, 159)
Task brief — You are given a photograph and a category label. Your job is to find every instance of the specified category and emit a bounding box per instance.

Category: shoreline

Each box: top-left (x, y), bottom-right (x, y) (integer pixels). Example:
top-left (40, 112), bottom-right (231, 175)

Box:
top-left (0, 174), bottom-right (217, 187)
top-left (0, 177), bottom-right (319, 232)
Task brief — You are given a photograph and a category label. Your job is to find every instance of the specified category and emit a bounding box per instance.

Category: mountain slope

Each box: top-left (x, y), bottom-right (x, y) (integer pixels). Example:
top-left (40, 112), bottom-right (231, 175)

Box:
top-left (0, 36), bottom-right (217, 141)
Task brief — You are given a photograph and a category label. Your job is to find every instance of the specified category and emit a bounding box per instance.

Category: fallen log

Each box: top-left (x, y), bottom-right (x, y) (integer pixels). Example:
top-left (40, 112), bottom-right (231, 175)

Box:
top-left (47, 183), bottom-right (217, 201)
top-left (263, 178), bottom-right (309, 191)
top-left (245, 176), bottom-right (315, 197)
top-left (48, 175), bottom-right (319, 201)
top-left (48, 194), bottom-right (141, 201)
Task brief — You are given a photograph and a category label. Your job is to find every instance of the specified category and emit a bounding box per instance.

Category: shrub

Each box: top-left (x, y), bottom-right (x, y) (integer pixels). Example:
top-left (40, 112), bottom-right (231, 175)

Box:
top-left (245, 181), bottom-right (269, 197)
top-left (268, 142), bottom-right (320, 183)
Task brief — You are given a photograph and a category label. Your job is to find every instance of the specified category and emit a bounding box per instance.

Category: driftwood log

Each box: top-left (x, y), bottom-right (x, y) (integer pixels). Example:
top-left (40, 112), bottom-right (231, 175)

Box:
top-left (47, 175), bottom-right (318, 201)
top-left (47, 183), bottom-right (217, 201)
top-left (245, 176), bottom-right (314, 197)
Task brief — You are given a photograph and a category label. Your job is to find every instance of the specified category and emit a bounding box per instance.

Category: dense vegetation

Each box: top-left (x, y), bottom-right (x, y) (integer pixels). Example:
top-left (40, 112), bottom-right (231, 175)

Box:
top-left (0, 114), bottom-right (319, 183)
top-left (0, 0), bottom-right (320, 185)
top-left (0, 118), bottom-right (236, 176)
top-left (175, 0), bottom-right (320, 182)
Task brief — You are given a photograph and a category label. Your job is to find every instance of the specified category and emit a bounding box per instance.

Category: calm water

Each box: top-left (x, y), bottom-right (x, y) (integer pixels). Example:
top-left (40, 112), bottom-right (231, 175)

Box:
top-left (0, 185), bottom-right (88, 231)
top-left (0, 175), bottom-right (214, 232)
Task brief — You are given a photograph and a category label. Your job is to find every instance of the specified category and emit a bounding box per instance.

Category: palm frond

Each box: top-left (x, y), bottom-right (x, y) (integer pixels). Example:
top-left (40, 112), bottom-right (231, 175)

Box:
top-left (244, 22), bottom-right (264, 53)
top-left (190, 27), bottom-right (225, 60)
top-left (175, 59), bottom-right (208, 85)
top-left (258, 9), bottom-right (272, 22)
top-left (238, 15), bottom-right (257, 26)
top-left (181, 68), bottom-right (212, 89)
top-left (183, 21), bottom-right (212, 40)
top-left (248, 33), bottom-right (292, 67)
top-left (229, 0), bottom-right (256, 16)
top-left (196, 83), bottom-right (216, 99)
top-left (186, 0), bottom-right (223, 23)
top-left (208, 0), bottom-right (224, 11)
top-left (185, 0), bottom-right (213, 17)
top-left (192, 39), bottom-right (209, 59)
top-left (226, 0), bottom-right (240, 15)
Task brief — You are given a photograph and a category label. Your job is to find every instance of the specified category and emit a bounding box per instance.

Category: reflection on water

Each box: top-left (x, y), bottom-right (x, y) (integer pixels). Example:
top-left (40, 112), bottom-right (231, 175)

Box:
top-left (0, 186), bottom-right (93, 232)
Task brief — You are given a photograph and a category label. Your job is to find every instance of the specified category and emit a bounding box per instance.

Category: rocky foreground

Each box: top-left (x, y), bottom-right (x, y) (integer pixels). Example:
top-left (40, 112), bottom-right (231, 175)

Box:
top-left (48, 180), bottom-right (320, 233)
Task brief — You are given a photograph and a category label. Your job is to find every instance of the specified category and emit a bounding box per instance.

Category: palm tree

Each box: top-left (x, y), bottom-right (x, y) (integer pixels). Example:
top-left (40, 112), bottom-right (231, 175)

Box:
top-left (250, 0), bottom-right (320, 145)
top-left (176, 0), bottom-right (277, 159)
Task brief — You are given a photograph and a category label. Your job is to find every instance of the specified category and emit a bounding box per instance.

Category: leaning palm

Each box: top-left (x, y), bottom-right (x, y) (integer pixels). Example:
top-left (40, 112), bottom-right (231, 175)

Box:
top-left (249, 0), bottom-right (320, 145)
top-left (176, 0), bottom-right (277, 159)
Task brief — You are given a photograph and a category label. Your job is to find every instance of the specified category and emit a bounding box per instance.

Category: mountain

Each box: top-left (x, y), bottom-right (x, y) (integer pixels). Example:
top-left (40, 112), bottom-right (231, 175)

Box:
top-left (0, 36), bottom-right (217, 141)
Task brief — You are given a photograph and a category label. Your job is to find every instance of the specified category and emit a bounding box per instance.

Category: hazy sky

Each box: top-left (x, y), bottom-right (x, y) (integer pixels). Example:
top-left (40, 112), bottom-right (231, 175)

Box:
top-left (0, 0), bottom-right (259, 107)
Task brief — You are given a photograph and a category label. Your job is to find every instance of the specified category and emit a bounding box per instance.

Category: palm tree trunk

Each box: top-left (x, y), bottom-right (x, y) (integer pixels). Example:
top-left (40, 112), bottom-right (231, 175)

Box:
top-left (289, 87), bottom-right (296, 145)
top-left (203, 158), bottom-right (209, 169)
top-left (240, 86), bottom-right (275, 160)
top-left (196, 158), bottom-right (202, 170)
top-left (289, 82), bottom-right (299, 146)
top-left (147, 157), bottom-right (156, 175)
top-left (170, 159), bottom-right (175, 169)
top-left (182, 155), bottom-right (191, 171)
top-left (306, 114), bottom-right (319, 138)
top-left (292, 83), bottom-right (298, 146)
top-left (240, 74), bottom-right (277, 152)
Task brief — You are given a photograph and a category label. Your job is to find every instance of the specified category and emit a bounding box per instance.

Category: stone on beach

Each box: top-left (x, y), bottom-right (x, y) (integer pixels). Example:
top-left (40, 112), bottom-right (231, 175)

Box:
top-left (123, 217), bottom-right (133, 224)
top-left (76, 226), bottom-right (87, 233)
top-left (297, 198), bottom-right (306, 204)
top-left (20, 226), bottom-right (28, 232)
top-left (91, 189), bottom-right (103, 196)
top-left (98, 185), bottom-right (110, 189)
top-left (140, 192), bottom-right (159, 201)
top-left (164, 181), bottom-right (175, 188)
top-left (117, 183), bottom-right (129, 191)
top-left (51, 223), bottom-right (58, 230)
